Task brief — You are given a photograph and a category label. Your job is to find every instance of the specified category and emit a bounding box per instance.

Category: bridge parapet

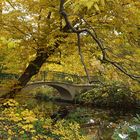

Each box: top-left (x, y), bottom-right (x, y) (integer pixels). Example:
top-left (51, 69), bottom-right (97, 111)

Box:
top-left (0, 71), bottom-right (103, 85)
top-left (0, 73), bottom-right (19, 80)
top-left (31, 71), bottom-right (102, 84)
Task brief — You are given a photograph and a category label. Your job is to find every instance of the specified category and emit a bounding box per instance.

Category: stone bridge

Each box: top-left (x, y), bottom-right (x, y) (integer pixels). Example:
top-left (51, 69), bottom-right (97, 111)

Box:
top-left (21, 81), bottom-right (97, 101)
top-left (0, 71), bottom-right (103, 100)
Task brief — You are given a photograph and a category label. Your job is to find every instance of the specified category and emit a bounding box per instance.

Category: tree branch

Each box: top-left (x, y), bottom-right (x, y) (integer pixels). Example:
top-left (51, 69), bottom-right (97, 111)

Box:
top-left (77, 33), bottom-right (90, 83)
top-left (59, 0), bottom-right (140, 83)
top-left (59, 0), bottom-right (91, 83)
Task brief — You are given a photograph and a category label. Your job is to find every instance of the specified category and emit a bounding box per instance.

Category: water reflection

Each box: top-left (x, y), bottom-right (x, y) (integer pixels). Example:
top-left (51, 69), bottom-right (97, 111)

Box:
top-left (14, 92), bottom-right (140, 140)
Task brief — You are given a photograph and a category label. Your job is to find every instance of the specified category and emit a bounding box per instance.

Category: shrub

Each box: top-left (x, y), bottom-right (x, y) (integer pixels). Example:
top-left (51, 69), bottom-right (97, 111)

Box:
top-left (79, 81), bottom-right (136, 108)
top-left (0, 99), bottom-right (88, 140)
top-left (52, 120), bottom-right (88, 140)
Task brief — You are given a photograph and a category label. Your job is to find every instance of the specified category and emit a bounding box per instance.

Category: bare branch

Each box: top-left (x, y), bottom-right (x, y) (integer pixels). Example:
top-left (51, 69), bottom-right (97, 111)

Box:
top-left (77, 33), bottom-right (90, 83)
top-left (6, 0), bottom-right (16, 10)
top-left (59, 0), bottom-right (91, 83)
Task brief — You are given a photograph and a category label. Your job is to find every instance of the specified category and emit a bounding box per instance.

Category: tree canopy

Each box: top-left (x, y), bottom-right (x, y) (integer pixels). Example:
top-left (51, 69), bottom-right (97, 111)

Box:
top-left (0, 0), bottom-right (140, 97)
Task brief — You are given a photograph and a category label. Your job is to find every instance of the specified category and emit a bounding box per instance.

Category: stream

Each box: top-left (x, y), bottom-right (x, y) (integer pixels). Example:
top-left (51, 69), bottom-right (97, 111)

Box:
top-left (15, 93), bottom-right (140, 140)
top-left (1, 85), bottom-right (139, 140)
top-left (51, 102), bottom-right (139, 139)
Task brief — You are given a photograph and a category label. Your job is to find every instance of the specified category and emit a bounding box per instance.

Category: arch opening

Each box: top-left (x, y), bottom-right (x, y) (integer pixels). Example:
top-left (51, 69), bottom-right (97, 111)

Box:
top-left (21, 83), bottom-right (73, 100)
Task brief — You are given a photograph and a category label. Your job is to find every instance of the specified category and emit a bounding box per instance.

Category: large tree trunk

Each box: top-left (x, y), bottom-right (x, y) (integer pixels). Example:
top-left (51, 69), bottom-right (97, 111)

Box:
top-left (18, 49), bottom-right (48, 87)
top-left (1, 43), bottom-right (60, 98)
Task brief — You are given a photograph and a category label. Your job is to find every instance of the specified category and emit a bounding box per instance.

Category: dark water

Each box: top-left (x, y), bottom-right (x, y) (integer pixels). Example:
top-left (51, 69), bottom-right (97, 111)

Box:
top-left (54, 102), bottom-right (139, 140)
top-left (14, 94), bottom-right (140, 140)
top-left (10, 85), bottom-right (139, 140)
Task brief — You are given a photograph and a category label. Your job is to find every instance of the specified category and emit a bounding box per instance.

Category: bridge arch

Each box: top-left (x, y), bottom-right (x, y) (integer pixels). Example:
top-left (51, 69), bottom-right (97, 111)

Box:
top-left (21, 82), bottom-right (73, 100)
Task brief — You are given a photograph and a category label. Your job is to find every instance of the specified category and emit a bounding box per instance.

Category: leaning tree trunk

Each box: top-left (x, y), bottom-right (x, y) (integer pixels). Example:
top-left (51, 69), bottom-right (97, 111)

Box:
top-left (1, 43), bottom-right (59, 98)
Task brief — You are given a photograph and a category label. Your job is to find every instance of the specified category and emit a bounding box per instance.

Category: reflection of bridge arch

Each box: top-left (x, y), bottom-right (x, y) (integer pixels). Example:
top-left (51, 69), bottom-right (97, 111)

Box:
top-left (21, 81), bottom-right (96, 100)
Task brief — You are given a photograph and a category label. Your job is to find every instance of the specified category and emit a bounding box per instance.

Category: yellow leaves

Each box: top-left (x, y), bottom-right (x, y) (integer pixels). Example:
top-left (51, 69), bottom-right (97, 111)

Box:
top-left (0, 36), bottom-right (8, 44)
top-left (8, 129), bottom-right (14, 135)
top-left (8, 137), bottom-right (12, 140)
top-left (30, 129), bottom-right (36, 133)
top-left (2, 108), bottom-right (22, 122)
top-left (42, 118), bottom-right (52, 129)
top-left (10, 115), bottom-right (22, 122)
top-left (100, 0), bottom-right (105, 6)
top-left (8, 41), bottom-right (16, 49)
top-left (102, 93), bottom-right (108, 97)
top-left (66, 0), bottom-right (100, 12)
top-left (94, 3), bottom-right (100, 11)
top-left (66, 0), bottom-right (120, 12)
top-left (21, 109), bottom-right (38, 123)
top-left (52, 120), bottom-right (88, 140)
top-left (0, 117), bottom-right (5, 120)
top-left (2, 100), bottom-right (37, 125)
top-left (21, 109), bottom-right (34, 117)
top-left (32, 134), bottom-right (51, 140)
top-left (65, 76), bottom-right (73, 82)
top-left (3, 99), bottom-right (19, 107)
top-left (85, 1), bottom-right (97, 10)
top-left (19, 123), bottom-right (35, 132)
top-left (113, 38), bottom-right (123, 45)
top-left (21, 124), bottom-right (34, 131)
top-left (19, 130), bottom-right (24, 134)
top-left (24, 116), bottom-right (38, 123)
top-left (0, 99), bottom-right (87, 139)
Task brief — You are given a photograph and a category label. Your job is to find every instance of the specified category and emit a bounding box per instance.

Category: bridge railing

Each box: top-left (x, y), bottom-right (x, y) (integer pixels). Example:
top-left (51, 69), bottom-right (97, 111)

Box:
top-left (31, 71), bottom-right (103, 84)
top-left (31, 71), bottom-right (80, 83)
top-left (0, 73), bottom-right (19, 80)
top-left (0, 71), bottom-right (103, 84)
